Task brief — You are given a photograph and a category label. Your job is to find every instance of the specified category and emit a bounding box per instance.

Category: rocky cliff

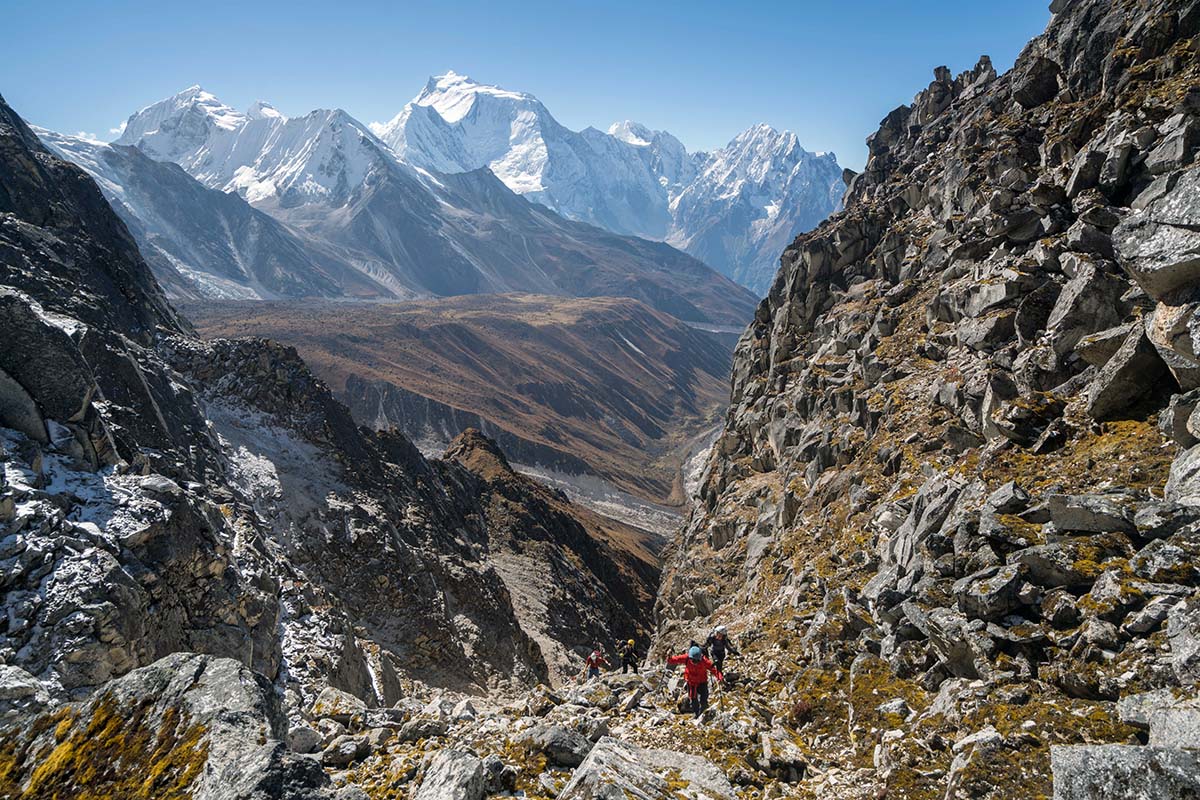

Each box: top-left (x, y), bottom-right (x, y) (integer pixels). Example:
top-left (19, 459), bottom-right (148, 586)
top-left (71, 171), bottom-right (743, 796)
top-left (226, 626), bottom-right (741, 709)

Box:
top-left (657, 0), bottom-right (1200, 796)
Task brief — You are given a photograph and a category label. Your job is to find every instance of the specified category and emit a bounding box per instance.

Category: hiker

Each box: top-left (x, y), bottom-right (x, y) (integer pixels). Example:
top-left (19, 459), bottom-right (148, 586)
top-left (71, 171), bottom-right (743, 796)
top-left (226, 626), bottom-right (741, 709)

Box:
top-left (620, 639), bottom-right (639, 674)
top-left (583, 644), bottom-right (608, 680)
top-left (667, 645), bottom-right (723, 718)
top-left (704, 625), bottom-right (739, 673)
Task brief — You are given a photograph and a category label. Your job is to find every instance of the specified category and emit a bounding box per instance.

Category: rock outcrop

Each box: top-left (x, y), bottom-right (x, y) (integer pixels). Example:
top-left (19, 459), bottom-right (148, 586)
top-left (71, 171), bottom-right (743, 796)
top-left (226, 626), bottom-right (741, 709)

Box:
top-left (0, 653), bottom-right (333, 799)
top-left (657, 0), bottom-right (1200, 797)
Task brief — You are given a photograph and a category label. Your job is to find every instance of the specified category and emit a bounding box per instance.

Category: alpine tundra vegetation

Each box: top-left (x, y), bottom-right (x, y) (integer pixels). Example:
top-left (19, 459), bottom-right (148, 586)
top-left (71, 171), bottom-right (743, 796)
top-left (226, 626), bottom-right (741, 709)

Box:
top-left (1, 0), bottom-right (1200, 798)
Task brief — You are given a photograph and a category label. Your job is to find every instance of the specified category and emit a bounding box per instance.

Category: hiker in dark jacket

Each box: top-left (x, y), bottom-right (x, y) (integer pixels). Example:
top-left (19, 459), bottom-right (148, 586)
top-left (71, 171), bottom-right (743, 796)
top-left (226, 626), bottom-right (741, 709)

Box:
top-left (704, 625), bottom-right (738, 672)
top-left (620, 639), bottom-right (639, 674)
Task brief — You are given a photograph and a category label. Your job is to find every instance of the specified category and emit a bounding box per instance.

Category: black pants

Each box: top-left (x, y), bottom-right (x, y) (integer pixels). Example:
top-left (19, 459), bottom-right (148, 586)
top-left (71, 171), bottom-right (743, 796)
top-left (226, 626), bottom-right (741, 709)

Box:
top-left (622, 656), bottom-right (638, 674)
top-left (687, 681), bottom-right (709, 716)
top-left (712, 654), bottom-right (725, 673)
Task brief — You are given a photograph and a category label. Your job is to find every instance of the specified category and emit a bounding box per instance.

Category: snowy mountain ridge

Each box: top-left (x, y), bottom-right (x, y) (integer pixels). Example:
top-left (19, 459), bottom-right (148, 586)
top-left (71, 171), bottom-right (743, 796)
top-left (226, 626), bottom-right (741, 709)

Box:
top-left (50, 84), bottom-right (759, 323)
top-left (376, 72), bottom-right (845, 291)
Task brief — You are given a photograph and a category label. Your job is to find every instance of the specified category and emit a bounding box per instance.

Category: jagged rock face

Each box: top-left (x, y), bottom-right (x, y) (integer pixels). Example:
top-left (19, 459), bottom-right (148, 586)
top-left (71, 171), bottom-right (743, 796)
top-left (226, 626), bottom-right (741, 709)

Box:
top-left (440, 429), bottom-right (660, 683)
top-left (0, 90), bottom-right (656, 722)
top-left (0, 96), bottom-right (181, 341)
top-left (658, 1), bottom-right (1200, 796)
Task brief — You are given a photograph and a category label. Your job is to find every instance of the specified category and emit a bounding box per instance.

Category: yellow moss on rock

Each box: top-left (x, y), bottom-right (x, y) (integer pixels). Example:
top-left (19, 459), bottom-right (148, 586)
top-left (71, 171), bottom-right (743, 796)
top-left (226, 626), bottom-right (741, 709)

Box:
top-left (0, 695), bottom-right (209, 800)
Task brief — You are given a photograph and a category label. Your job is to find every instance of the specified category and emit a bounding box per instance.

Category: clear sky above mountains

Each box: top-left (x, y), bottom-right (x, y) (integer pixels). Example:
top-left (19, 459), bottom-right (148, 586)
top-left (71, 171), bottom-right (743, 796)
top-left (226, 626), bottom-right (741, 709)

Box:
top-left (3, 0), bottom-right (1049, 170)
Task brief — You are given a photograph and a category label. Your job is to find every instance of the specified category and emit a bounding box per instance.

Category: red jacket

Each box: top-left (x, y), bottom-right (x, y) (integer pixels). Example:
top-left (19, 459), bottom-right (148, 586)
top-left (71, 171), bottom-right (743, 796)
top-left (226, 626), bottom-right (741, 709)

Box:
top-left (667, 653), bottom-right (723, 687)
top-left (585, 651), bottom-right (608, 669)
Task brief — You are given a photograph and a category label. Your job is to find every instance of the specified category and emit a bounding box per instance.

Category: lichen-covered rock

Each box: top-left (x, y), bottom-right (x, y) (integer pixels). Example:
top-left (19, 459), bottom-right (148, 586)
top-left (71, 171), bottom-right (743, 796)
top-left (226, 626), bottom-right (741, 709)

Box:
top-left (0, 652), bottom-right (333, 800)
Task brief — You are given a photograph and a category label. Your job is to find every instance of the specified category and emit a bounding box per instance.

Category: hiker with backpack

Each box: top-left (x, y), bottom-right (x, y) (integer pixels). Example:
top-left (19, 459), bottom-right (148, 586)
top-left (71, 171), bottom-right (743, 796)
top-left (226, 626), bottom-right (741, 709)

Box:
top-left (620, 639), bottom-right (639, 674)
top-left (582, 644), bottom-right (608, 680)
top-left (667, 644), bottom-right (723, 718)
top-left (704, 625), bottom-right (739, 673)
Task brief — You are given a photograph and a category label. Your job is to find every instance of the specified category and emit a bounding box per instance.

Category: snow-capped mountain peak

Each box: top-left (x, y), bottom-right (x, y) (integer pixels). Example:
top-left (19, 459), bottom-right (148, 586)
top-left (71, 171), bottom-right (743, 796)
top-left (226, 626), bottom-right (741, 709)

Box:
top-left (607, 120), bottom-right (655, 146)
top-left (412, 71), bottom-right (540, 123)
top-left (115, 86), bottom-right (404, 209)
top-left (246, 100), bottom-right (285, 121)
top-left (375, 72), bottom-right (843, 290)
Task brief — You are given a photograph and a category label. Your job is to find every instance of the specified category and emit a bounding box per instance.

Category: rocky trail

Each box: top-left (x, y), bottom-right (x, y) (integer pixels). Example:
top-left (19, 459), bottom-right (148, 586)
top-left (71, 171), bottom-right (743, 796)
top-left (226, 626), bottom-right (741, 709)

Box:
top-left (4, 0), bottom-right (1200, 798)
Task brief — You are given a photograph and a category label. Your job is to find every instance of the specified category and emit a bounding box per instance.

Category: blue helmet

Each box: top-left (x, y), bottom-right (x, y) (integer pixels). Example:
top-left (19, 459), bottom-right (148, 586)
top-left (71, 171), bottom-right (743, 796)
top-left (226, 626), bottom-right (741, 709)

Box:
top-left (688, 645), bottom-right (702, 660)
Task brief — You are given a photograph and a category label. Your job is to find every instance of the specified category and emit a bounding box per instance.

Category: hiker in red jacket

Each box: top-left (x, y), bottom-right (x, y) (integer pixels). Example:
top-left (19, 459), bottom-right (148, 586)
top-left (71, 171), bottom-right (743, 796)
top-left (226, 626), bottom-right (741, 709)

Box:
top-left (667, 645), bottom-right (723, 718)
top-left (583, 645), bottom-right (608, 680)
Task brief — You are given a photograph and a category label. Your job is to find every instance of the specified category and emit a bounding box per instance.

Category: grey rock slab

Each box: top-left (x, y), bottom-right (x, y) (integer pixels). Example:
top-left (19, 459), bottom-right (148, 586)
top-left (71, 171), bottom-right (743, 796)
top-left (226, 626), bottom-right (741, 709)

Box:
top-left (1046, 494), bottom-right (1136, 534)
top-left (1051, 744), bottom-right (1200, 799)
top-left (1008, 533), bottom-right (1133, 588)
top-left (1117, 688), bottom-right (1181, 728)
top-left (1077, 323), bottom-right (1136, 368)
top-left (1045, 263), bottom-right (1125, 356)
top-left (557, 736), bottom-right (735, 799)
top-left (1086, 325), bottom-right (1173, 420)
top-left (1, 652), bottom-right (333, 799)
top-left (1114, 166), bottom-right (1200, 301)
top-left (414, 749), bottom-right (486, 800)
top-left (1167, 445), bottom-right (1200, 507)
top-left (515, 723), bottom-right (594, 767)
top-left (321, 734), bottom-right (369, 768)
top-left (953, 564), bottom-right (1028, 621)
top-left (1168, 596), bottom-right (1200, 683)
top-left (1150, 707), bottom-right (1200, 749)
top-left (986, 481), bottom-right (1030, 514)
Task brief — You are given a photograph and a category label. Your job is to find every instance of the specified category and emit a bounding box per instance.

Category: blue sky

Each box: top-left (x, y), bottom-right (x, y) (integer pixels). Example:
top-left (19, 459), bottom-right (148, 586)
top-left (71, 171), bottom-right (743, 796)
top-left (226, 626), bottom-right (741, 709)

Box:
top-left (1, 0), bottom-right (1049, 170)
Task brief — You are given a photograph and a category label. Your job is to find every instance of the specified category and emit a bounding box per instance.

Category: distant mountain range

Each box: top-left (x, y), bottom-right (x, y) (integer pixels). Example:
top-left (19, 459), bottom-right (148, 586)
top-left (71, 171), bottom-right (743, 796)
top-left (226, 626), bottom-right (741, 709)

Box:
top-left (39, 87), bottom-right (756, 325)
top-left (376, 72), bottom-right (846, 292)
top-left (38, 75), bottom-right (841, 307)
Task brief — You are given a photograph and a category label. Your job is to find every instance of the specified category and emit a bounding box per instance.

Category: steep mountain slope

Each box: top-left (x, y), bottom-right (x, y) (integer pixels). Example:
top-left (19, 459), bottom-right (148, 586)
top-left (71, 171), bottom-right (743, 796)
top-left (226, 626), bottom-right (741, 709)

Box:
top-left (375, 72), bottom-right (845, 292)
top-left (105, 86), bottom-right (756, 324)
top-left (0, 88), bottom-right (659, 720)
top-left (185, 293), bottom-right (734, 512)
top-left (35, 128), bottom-right (384, 300)
top-left (656, 0), bottom-right (1200, 796)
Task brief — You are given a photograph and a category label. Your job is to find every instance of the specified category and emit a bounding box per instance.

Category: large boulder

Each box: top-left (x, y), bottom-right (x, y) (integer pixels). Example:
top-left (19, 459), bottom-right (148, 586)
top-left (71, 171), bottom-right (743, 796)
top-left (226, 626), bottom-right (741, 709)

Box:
top-left (1045, 494), bottom-right (1136, 534)
top-left (1168, 596), bottom-right (1200, 683)
top-left (413, 750), bottom-right (486, 800)
top-left (0, 652), bottom-right (331, 799)
top-left (1051, 745), bottom-right (1200, 799)
top-left (0, 665), bottom-right (50, 726)
top-left (310, 686), bottom-right (368, 725)
top-left (1086, 325), bottom-right (1173, 420)
top-left (953, 564), bottom-right (1028, 620)
top-left (1114, 167), bottom-right (1200, 301)
top-left (557, 737), bottom-right (735, 799)
top-left (1167, 445), bottom-right (1200, 506)
top-left (1013, 56), bottom-right (1062, 110)
top-left (1008, 534), bottom-right (1133, 589)
top-left (514, 723), bottom-right (594, 767)
top-left (1045, 262), bottom-right (1126, 355)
